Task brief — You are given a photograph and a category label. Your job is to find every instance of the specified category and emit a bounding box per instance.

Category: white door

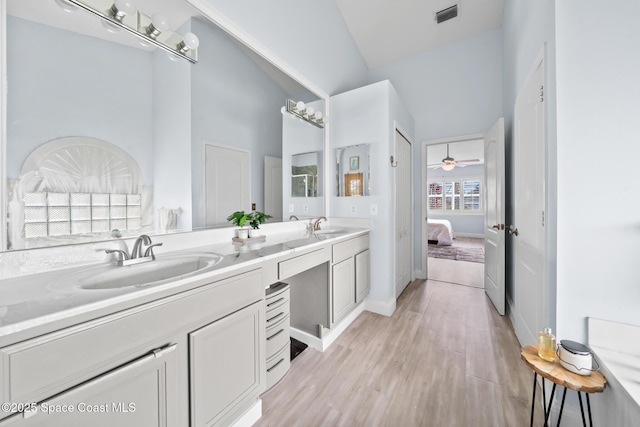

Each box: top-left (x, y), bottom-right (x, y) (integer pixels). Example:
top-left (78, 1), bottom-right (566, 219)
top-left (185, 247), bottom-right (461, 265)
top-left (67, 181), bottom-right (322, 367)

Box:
top-left (203, 142), bottom-right (250, 227)
top-left (484, 118), bottom-right (506, 315)
top-left (395, 130), bottom-right (412, 297)
top-left (511, 50), bottom-right (546, 346)
top-left (264, 156), bottom-right (282, 221)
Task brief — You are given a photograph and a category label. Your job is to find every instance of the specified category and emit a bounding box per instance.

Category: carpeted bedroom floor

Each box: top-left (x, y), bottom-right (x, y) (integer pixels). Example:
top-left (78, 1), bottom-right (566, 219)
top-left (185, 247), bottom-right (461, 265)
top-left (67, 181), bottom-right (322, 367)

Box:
top-left (428, 237), bottom-right (484, 288)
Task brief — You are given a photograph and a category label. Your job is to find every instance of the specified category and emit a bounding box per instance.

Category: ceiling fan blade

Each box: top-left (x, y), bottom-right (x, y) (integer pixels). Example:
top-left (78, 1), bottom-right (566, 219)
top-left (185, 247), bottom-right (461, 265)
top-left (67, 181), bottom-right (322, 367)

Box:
top-left (456, 159), bottom-right (480, 164)
top-left (427, 162), bottom-right (442, 166)
top-left (428, 164), bottom-right (442, 170)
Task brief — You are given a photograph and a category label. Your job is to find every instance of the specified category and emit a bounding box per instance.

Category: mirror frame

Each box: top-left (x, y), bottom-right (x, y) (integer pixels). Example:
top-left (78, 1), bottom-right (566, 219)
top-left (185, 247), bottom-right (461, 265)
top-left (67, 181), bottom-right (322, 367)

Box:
top-left (0, 0), bottom-right (331, 251)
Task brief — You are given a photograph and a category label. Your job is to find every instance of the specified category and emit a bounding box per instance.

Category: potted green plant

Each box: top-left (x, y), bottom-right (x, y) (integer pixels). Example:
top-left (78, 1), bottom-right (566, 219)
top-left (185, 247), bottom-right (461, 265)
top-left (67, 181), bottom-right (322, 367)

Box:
top-left (248, 211), bottom-right (272, 237)
top-left (227, 211), bottom-right (251, 239)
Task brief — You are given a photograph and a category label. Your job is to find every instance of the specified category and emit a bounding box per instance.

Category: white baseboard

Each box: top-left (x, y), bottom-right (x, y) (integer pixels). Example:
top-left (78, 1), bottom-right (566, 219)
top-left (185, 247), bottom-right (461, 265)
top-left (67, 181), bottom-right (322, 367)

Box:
top-left (455, 232), bottom-right (484, 239)
top-left (364, 296), bottom-right (396, 317)
top-left (414, 268), bottom-right (426, 280)
top-left (230, 399), bottom-right (262, 427)
top-left (290, 302), bottom-right (366, 352)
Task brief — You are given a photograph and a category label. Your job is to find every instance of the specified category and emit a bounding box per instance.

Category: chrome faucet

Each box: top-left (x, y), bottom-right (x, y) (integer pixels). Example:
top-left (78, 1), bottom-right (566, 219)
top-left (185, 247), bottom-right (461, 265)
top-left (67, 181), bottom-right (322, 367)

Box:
top-left (312, 217), bottom-right (327, 231)
top-left (131, 234), bottom-right (152, 259)
top-left (105, 234), bottom-right (163, 266)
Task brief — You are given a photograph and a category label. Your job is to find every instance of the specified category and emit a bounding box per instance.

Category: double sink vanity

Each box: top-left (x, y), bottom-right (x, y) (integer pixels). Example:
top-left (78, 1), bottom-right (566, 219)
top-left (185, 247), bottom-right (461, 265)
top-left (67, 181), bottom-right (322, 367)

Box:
top-left (0, 221), bottom-right (370, 426)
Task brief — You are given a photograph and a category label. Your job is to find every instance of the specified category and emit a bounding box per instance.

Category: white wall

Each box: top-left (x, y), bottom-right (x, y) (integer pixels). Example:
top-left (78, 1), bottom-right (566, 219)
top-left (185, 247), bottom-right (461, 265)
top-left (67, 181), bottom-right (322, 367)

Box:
top-left (6, 17), bottom-right (154, 183)
top-left (369, 28), bottom-right (503, 272)
top-left (331, 81), bottom-right (414, 305)
top-left (204, 0), bottom-right (369, 95)
top-left (555, 0), bottom-right (640, 347)
top-left (189, 18), bottom-right (285, 227)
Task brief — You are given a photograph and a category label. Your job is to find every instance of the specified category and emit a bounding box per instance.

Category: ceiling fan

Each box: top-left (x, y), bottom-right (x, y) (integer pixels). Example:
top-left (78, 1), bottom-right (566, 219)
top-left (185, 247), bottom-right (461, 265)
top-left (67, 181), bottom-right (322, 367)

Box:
top-left (428, 144), bottom-right (480, 171)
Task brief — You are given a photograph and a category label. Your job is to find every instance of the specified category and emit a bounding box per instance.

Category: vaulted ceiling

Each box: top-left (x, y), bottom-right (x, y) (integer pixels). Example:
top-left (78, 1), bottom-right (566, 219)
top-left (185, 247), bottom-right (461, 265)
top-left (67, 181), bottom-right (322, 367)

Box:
top-left (334, 0), bottom-right (504, 68)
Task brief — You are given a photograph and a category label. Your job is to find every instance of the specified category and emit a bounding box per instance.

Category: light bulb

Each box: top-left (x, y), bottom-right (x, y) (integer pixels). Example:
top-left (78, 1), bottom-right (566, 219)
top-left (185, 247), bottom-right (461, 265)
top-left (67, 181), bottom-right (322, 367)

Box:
top-left (146, 13), bottom-right (170, 38)
top-left (281, 106), bottom-right (286, 114)
top-left (306, 107), bottom-right (315, 117)
top-left (295, 101), bottom-right (305, 112)
top-left (54, 0), bottom-right (78, 12)
top-left (314, 111), bottom-right (323, 120)
top-left (101, 19), bottom-right (121, 33)
top-left (111, 0), bottom-right (136, 20)
top-left (177, 32), bottom-right (199, 53)
top-left (442, 163), bottom-right (455, 171)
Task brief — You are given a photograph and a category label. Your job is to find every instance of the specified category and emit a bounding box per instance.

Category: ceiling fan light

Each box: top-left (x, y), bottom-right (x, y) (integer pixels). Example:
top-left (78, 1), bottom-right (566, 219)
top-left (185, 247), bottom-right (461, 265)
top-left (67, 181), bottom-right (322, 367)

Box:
top-left (442, 163), bottom-right (455, 171)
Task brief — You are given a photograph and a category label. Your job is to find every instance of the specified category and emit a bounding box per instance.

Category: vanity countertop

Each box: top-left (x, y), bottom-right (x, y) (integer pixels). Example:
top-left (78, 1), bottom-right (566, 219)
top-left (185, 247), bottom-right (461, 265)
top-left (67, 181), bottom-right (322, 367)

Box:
top-left (0, 226), bottom-right (369, 347)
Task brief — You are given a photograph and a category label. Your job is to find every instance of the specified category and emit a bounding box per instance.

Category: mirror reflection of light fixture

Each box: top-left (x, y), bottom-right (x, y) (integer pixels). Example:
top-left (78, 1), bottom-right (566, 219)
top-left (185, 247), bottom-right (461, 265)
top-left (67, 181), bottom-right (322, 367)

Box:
top-left (54, 0), bottom-right (79, 12)
top-left (285, 99), bottom-right (326, 128)
top-left (56, 0), bottom-right (199, 64)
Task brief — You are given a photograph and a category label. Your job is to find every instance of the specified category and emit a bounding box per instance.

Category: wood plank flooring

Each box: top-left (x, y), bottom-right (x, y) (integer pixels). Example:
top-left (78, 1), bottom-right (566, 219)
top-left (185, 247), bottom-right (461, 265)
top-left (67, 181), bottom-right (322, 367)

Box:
top-left (255, 279), bottom-right (544, 426)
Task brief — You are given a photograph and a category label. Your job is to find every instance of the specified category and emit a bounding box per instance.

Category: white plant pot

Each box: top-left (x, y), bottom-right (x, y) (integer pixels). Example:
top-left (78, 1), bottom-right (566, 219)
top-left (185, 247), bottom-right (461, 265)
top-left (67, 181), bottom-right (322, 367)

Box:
top-left (248, 229), bottom-right (261, 238)
top-left (237, 228), bottom-right (249, 239)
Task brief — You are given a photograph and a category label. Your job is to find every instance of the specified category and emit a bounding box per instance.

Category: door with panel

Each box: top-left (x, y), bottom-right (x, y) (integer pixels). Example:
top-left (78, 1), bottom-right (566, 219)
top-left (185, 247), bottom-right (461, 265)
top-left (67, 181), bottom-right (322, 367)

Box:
top-left (203, 142), bottom-right (251, 227)
top-left (511, 49), bottom-right (547, 346)
top-left (484, 118), bottom-right (506, 315)
top-left (395, 130), bottom-right (412, 297)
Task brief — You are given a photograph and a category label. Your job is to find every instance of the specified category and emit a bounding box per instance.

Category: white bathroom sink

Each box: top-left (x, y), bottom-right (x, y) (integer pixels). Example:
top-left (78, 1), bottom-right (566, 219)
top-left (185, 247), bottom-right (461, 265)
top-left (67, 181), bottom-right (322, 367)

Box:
top-left (50, 253), bottom-right (224, 291)
top-left (314, 228), bottom-right (346, 235)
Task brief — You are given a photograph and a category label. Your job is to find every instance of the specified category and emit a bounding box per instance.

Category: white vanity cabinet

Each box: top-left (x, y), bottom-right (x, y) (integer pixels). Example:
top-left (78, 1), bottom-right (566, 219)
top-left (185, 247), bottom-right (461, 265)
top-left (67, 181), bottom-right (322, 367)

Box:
top-left (331, 235), bottom-right (370, 325)
top-left (189, 300), bottom-right (264, 427)
top-left (0, 268), bottom-right (265, 427)
top-left (0, 344), bottom-right (179, 427)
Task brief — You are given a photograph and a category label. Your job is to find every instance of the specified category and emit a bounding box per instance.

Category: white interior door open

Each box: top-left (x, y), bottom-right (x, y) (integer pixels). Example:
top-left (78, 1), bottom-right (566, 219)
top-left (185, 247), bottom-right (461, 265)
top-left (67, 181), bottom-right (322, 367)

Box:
top-left (203, 142), bottom-right (250, 227)
top-left (484, 118), bottom-right (506, 315)
top-left (395, 130), bottom-right (412, 297)
top-left (264, 156), bottom-right (282, 221)
top-left (511, 49), bottom-right (547, 346)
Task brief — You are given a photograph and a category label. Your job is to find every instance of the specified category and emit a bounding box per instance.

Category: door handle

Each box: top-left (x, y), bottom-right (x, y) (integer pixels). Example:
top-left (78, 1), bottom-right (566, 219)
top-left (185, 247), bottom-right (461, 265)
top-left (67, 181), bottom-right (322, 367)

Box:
top-left (492, 224), bottom-right (505, 230)
top-left (508, 226), bottom-right (519, 236)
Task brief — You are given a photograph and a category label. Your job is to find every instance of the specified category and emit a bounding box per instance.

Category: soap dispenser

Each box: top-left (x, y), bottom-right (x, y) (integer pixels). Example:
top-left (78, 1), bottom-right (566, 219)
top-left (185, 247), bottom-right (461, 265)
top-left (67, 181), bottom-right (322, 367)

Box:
top-left (537, 327), bottom-right (556, 362)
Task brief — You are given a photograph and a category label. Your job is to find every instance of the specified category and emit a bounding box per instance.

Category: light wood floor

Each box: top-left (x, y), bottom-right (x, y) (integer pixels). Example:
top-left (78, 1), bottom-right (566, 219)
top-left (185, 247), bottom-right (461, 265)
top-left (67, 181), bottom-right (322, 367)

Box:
top-left (255, 279), bottom-right (543, 426)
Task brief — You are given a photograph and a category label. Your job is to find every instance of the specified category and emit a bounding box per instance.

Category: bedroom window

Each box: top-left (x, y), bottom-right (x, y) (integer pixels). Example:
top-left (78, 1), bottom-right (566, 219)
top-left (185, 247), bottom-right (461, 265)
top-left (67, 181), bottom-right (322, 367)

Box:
top-left (427, 177), bottom-right (482, 213)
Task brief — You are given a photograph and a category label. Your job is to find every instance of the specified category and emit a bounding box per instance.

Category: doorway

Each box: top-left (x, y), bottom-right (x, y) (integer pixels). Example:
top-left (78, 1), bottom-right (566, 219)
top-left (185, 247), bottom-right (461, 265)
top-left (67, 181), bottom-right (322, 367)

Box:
top-left (423, 138), bottom-right (485, 288)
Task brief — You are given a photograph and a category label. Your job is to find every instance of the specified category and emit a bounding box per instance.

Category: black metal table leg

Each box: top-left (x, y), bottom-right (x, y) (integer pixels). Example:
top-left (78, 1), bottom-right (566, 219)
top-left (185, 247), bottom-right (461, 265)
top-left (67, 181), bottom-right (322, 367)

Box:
top-left (556, 387), bottom-right (568, 426)
top-left (530, 372), bottom-right (537, 427)
top-left (578, 392), bottom-right (587, 427)
top-left (544, 383), bottom-right (556, 427)
top-left (542, 378), bottom-right (548, 427)
top-left (586, 393), bottom-right (593, 427)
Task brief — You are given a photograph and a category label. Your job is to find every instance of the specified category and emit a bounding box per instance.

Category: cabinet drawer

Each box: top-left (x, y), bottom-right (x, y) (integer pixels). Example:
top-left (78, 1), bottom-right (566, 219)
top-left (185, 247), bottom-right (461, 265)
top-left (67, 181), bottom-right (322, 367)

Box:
top-left (0, 269), bottom-right (262, 406)
top-left (332, 234), bottom-right (369, 264)
top-left (266, 301), bottom-right (289, 328)
top-left (278, 248), bottom-right (327, 279)
top-left (266, 287), bottom-right (290, 313)
top-left (265, 344), bottom-right (290, 390)
top-left (266, 315), bottom-right (290, 359)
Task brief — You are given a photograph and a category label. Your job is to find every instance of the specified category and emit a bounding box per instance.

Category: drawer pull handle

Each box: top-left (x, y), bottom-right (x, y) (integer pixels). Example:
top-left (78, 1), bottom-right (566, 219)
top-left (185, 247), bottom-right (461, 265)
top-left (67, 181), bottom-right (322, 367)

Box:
top-left (267, 312), bottom-right (285, 323)
top-left (267, 358), bottom-right (285, 372)
top-left (267, 297), bottom-right (285, 307)
top-left (267, 328), bottom-right (285, 341)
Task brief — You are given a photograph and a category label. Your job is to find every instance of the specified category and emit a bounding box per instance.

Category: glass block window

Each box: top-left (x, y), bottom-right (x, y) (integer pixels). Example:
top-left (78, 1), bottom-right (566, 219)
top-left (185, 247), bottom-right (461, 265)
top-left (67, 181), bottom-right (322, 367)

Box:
top-left (427, 176), bottom-right (482, 213)
top-left (22, 192), bottom-right (142, 239)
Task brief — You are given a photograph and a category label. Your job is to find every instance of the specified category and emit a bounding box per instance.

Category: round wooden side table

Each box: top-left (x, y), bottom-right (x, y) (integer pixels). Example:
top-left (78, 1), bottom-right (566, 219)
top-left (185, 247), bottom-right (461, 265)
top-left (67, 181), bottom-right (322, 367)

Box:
top-left (520, 345), bottom-right (606, 427)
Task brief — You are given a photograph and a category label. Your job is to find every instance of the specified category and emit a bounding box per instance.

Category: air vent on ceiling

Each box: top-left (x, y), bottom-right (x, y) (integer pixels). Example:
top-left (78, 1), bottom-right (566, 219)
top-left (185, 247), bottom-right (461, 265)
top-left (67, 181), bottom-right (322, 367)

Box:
top-left (435, 4), bottom-right (458, 24)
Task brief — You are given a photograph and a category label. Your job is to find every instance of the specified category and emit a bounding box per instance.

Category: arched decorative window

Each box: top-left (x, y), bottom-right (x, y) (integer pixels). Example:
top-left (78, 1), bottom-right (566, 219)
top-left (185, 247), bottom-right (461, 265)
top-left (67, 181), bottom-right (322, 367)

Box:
top-left (8, 137), bottom-right (151, 249)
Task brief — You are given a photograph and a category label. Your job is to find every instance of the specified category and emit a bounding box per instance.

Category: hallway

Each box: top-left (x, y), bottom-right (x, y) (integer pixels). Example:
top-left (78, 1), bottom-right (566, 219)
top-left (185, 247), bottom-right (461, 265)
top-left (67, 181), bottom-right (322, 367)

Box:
top-left (256, 279), bottom-right (542, 426)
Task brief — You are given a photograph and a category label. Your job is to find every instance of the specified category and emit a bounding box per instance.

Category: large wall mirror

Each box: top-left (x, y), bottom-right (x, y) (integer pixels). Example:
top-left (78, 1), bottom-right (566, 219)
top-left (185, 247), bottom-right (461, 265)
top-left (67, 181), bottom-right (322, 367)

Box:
top-left (2, 0), bottom-right (327, 251)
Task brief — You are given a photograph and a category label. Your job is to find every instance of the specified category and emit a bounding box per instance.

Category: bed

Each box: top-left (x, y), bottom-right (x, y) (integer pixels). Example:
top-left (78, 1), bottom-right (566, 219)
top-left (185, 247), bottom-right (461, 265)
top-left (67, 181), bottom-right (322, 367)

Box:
top-left (427, 219), bottom-right (455, 246)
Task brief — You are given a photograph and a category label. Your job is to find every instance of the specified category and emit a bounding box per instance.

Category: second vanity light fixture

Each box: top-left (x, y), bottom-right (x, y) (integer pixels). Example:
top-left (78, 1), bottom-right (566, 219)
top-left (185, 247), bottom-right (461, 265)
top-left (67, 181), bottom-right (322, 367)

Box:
top-left (55, 0), bottom-right (199, 64)
top-left (285, 99), bottom-right (327, 128)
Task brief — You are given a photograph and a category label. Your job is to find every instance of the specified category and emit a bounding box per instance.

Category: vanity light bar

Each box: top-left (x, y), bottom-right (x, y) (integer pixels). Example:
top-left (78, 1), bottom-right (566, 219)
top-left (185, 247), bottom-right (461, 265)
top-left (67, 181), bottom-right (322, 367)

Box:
top-left (285, 99), bottom-right (326, 128)
top-left (64, 0), bottom-right (198, 64)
